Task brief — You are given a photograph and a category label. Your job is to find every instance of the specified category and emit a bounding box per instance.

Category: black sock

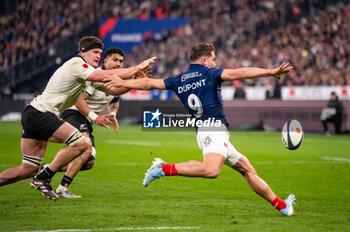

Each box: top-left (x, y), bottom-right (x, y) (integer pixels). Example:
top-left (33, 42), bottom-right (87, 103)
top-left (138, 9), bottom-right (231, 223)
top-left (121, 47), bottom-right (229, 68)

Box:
top-left (60, 175), bottom-right (73, 186)
top-left (36, 167), bottom-right (56, 180)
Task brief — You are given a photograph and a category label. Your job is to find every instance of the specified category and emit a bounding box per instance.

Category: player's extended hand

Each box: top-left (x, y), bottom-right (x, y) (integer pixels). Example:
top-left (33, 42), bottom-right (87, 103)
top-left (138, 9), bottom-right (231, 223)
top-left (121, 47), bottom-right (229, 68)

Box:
top-left (136, 57), bottom-right (157, 70)
top-left (134, 67), bottom-right (152, 79)
top-left (271, 63), bottom-right (293, 80)
top-left (95, 114), bottom-right (113, 130)
top-left (109, 115), bottom-right (119, 133)
top-left (103, 74), bottom-right (123, 89)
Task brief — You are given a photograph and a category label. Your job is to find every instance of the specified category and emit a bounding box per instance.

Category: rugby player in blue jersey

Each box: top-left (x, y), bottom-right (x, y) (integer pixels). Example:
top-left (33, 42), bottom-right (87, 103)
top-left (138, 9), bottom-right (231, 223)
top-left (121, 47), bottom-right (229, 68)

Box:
top-left (104, 43), bottom-right (295, 216)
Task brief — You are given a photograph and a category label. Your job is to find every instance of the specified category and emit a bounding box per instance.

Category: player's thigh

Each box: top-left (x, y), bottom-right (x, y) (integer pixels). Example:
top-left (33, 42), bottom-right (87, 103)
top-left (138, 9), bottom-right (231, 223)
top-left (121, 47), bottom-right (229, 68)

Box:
top-left (203, 152), bottom-right (226, 170)
top-left (197, 130), bottom-right (241, 167)
top-left (48, 122), bottom-right (82, 143)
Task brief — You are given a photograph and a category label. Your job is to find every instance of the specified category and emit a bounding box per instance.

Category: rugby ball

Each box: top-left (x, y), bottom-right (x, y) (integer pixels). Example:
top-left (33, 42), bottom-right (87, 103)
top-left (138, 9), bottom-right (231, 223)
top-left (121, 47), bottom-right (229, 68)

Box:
top-left (281, 119), bottom-right (304, 150)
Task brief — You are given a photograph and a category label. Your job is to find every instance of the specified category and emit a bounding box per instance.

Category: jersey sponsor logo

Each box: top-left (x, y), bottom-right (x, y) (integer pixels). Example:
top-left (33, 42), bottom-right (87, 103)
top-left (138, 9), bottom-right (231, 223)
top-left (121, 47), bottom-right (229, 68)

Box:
top-left (178, 79), bottom-right (206, 94)
top-left (181, 71), bottom-right (202, 81)
top-left (82, 64), bottom-right (89, 68)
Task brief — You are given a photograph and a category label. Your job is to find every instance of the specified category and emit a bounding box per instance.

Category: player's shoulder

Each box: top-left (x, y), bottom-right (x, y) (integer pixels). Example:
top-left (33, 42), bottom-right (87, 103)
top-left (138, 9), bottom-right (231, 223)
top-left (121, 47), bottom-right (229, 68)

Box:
top-left (206, 67), bottom-right (222, 73)
top-left (204, 67), bottom-right (224, 79)
top-left (164, 74), bottom-right (180, 83)
top-left (65, 56), bottom-right (84, 65)
top-left (65, 56), bottom-right (91, 68)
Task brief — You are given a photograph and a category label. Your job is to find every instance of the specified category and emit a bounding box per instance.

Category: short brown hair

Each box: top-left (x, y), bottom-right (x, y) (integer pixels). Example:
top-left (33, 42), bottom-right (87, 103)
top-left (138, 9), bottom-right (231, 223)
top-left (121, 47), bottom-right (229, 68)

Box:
top-left (78, 36), bottom-right (104, 53)
top-left (189, 43), bottom-right (215, 62)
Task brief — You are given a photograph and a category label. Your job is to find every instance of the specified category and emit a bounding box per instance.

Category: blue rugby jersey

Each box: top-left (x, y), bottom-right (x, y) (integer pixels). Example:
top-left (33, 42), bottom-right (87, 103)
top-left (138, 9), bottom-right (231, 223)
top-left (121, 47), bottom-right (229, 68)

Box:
top-left (164, 64), bottom-right (228, 127)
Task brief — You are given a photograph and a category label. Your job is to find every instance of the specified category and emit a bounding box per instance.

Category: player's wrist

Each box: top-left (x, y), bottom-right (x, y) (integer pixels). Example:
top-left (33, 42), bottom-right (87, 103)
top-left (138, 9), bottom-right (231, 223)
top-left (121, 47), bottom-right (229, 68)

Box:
top-left (88, 111), bottom-right (98, 122)
top-left (270, 68), bottom-right (277, 76)
top-left (135, 64), bottom-right (143, 72)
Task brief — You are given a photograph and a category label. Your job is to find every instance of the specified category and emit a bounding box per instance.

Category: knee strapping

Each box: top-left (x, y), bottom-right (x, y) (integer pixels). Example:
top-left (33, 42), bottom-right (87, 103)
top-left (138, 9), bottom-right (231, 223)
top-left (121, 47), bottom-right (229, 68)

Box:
top-left (22, 154), bottom-right (43, 167)
top-left (86, 137), bottom-right (92, 146)
top-left (64, 129), bottom-right (83, 146)
top-left (91, 146), bottom-right (96, 158)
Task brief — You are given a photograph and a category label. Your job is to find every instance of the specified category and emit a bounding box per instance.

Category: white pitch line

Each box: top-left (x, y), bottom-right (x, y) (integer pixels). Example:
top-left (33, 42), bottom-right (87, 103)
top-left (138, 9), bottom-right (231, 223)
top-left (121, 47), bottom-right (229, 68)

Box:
top-left (98, 162), bottom-right (149, 166)
top-left (254, 159), bottom-right (350, 165)
top-left (16, 226), bottom-right (200, 232)
top-left (306, 139), bottom-right (350, 144)
top-left (321, 156), bottom-right (350, 162)
top-left (105, 140), bottom-right (161, 147)
top-left (0, 164), bottom-right (14, 167)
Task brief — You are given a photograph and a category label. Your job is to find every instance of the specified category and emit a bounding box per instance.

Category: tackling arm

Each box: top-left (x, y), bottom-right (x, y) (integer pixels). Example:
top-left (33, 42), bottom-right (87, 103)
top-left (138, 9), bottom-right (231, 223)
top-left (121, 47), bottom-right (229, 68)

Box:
top-left (221, 63), bottom-right (293, 82)
top-left (74, 92), bottom-right (101, 123)
top-left (86, 57), bottom-right (157, 82)
top-left (74, 92), bottom-right (92, 117)
top-left (95, 84), bottom-right (131, 96)
top-left (104, 76), bottom-right (167, 91)
top-left (107, 100), bottom-right (120, 133)
top-left (74, 92), bottom-right (115, 130)
top-left (109, 100), bottom-right (120, 115)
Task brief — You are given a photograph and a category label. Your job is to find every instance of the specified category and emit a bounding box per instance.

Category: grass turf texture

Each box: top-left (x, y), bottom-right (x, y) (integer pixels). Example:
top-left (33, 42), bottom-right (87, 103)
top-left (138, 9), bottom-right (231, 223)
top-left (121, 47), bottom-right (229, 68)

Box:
top-left (0, 121), bottom-right (349, 232)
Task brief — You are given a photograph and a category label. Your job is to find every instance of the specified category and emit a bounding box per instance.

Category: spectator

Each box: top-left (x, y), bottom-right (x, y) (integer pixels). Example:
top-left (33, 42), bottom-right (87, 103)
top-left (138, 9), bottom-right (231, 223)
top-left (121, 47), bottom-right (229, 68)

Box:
top-left (1, 0), bottom-right (349, 93)
top-left (233, 81), bottom-right (245, 99)
top-left (320, 92), bottom-right (343, 134)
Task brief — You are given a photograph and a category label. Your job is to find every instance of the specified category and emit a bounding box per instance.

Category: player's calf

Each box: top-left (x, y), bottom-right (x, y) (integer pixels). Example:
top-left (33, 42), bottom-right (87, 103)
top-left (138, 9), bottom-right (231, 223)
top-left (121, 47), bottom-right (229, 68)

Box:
top-left (80, 146), bottom-right (96, 171)
top-left (0, 162), bottom-right (39, 186)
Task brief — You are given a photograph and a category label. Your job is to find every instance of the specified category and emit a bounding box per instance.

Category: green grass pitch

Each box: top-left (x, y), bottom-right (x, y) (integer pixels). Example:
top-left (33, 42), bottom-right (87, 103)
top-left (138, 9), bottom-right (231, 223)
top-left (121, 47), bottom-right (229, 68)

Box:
top-left (0, 121), bottom-right (349, 232)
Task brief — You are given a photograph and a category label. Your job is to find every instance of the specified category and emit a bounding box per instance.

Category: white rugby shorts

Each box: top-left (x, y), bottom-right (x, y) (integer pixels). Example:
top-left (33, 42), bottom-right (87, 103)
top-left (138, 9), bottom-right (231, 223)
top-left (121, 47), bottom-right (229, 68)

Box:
top-left (196, 125), bottom-right (242, 167)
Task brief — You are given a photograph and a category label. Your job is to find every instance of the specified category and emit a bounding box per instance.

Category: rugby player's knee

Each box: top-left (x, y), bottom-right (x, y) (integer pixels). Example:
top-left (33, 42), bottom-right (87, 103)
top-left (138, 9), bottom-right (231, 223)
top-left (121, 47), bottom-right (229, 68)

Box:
top-left (65, 130), bottom-right (89, 153)
top-left (72, 137), bottom-right (90, 153)
top-left (20, 164), bottom-right (39, 178)
top-left (81, 146), bottom-right (92, 159)
top-left (205, 167), bottom-right (221, 178)
top-left (234, 156), bottom-right (257, 177)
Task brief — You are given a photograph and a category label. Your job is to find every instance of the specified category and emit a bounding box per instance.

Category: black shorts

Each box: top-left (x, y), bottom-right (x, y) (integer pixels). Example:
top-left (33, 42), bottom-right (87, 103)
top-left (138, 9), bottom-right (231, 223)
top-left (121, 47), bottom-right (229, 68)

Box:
top-left (61, 109), bottom-right (95, 147)
top-left (21, 105), bottom-right (65, 141)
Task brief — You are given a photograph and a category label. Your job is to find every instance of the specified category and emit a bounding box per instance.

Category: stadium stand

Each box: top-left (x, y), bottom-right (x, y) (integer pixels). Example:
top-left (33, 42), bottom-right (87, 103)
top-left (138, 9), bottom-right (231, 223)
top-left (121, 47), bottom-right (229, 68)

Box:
top-left (0, 0), bottom-right (349, 98)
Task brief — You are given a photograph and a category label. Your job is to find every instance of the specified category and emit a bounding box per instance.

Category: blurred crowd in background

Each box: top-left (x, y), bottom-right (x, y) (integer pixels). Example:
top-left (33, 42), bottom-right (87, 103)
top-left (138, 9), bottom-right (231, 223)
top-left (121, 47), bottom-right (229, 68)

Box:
top-left (0, 0), bottom-right (349, 97)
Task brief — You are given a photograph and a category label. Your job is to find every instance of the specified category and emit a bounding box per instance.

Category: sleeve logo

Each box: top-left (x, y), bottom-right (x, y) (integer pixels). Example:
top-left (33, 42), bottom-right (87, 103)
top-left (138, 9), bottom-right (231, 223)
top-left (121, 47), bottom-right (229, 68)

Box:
top-left (82, 64), bottom-right (89, 68)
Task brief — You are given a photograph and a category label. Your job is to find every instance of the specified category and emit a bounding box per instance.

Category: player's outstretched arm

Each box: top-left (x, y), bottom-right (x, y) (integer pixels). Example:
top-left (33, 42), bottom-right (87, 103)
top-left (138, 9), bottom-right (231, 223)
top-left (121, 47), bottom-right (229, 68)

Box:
top-left (95, 67), bottom-right (151, 95)
top-left (108, 101), bottom-right (119, 133)
top-left (74, 92), bottom-right (113, 130)
top-left (104, 75), bottom-right (167, 91)
top-left (96, 84), bottom-right (131, 96)
top-left (87, 57), bottom-right (157, 82)
top-left (221, 63), bottom-right (293, 82)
